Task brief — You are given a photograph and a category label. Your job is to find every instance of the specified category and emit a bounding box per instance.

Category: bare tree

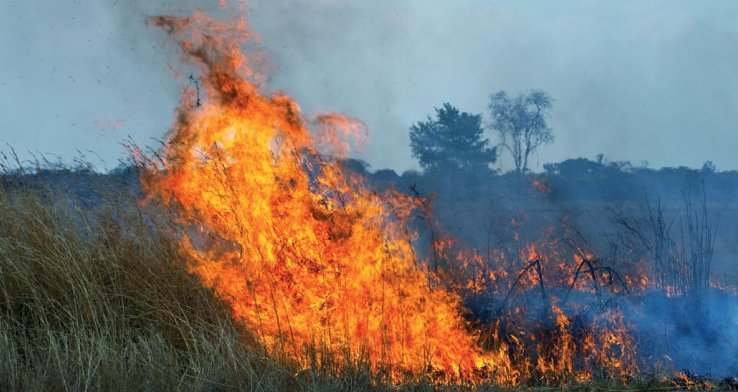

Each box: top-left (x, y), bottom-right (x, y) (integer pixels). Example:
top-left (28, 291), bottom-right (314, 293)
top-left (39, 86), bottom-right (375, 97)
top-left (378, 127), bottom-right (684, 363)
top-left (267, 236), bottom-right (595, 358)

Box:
top-left (488, 90), bottom-right (554, 173)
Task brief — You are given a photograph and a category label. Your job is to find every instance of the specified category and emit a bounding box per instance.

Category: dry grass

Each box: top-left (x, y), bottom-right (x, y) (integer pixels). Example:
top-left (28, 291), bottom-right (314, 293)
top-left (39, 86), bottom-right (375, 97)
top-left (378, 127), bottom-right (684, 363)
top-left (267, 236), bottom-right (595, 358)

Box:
top-left (0, 175), bottom-right (306, 391)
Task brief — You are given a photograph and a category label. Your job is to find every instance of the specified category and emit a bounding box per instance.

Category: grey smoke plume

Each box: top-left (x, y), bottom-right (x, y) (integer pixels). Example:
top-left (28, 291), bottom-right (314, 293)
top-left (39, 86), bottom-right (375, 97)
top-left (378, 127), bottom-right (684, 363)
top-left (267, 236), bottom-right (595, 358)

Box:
top-left (2, 1), bottom-right (738, 172)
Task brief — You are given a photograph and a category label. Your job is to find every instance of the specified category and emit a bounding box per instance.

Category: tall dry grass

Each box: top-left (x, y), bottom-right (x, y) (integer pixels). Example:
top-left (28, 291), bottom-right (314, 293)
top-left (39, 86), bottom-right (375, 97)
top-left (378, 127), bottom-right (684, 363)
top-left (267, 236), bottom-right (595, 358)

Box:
top-left (0, 172), bottom-right (329, 391)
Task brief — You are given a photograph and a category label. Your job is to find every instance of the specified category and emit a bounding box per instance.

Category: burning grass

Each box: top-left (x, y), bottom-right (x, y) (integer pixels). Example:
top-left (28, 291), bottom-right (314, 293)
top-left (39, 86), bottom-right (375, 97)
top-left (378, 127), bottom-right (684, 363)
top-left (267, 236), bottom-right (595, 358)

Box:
top-left (0, 176), bottom-right (696, 392)
top-left (3, 5), bottom-right (737, 391)
top-left (134, 7), bottom-right (736, 388)
top-left (0, 174), bottom-right (460, 391)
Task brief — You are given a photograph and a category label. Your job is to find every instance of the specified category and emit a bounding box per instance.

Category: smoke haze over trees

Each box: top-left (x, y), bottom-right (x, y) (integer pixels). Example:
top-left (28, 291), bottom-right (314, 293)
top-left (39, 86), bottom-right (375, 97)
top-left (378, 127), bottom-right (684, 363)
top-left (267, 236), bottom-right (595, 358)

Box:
top-left (3, 1), bottom-right (738, 172)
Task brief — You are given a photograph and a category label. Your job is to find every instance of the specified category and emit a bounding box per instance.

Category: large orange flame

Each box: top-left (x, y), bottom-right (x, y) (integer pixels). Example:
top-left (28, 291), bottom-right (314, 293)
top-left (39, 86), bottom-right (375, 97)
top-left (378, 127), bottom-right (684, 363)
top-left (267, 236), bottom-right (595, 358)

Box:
top-left (142, 11), bottom-right (493, 382)
top-left (139, 8), bottom-right (738, 387)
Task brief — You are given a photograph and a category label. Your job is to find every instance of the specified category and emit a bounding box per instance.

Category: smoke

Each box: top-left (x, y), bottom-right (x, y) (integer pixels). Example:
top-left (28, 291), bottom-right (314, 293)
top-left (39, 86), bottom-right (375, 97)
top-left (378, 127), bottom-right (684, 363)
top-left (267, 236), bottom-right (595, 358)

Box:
top-left (625, 290), bottom-right (738, 377)
top-left (3, 0), bottom-right (738, 172)
top-left (244, 0), bottom-right (738, 173)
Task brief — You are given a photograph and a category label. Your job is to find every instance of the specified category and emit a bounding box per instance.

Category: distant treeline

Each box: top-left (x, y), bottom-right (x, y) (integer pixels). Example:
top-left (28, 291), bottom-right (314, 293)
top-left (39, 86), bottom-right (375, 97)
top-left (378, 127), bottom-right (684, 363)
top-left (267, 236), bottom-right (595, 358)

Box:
top-left (344, 157), bottom-right (736, 205)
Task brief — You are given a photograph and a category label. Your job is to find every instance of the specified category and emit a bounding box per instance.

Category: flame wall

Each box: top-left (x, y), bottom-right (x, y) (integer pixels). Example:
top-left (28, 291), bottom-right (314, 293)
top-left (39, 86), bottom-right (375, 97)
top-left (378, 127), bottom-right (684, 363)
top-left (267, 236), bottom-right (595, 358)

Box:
top-left (143, 11), bottom-right (493, 382)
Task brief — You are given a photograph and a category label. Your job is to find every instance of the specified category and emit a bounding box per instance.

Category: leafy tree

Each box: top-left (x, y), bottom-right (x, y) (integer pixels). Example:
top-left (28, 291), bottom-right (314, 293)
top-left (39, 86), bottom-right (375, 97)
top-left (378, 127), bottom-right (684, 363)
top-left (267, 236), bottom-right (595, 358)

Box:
top-left (409, 103), bottom-right (496, 173)
top-left (488, 90), bottom-right (554, 173)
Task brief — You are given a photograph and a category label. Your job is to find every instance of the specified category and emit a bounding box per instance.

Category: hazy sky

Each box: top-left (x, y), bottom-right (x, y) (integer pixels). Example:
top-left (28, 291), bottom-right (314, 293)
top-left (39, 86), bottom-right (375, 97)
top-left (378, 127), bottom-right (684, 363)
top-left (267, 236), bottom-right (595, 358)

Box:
top-left (1, 0), bottom-right (738, 172)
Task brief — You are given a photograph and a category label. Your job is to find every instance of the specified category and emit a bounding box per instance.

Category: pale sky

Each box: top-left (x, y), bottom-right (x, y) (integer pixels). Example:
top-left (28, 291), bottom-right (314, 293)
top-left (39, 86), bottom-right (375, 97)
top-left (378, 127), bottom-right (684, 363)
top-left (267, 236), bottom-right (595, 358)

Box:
top-left (1, 0), bottom-right (738, 172)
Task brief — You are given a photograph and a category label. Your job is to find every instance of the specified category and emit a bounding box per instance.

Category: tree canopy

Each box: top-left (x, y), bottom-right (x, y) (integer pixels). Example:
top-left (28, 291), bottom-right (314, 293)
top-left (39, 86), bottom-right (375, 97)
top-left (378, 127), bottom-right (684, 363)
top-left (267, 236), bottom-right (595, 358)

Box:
top-left (409, 103), bottom-right (496, 173)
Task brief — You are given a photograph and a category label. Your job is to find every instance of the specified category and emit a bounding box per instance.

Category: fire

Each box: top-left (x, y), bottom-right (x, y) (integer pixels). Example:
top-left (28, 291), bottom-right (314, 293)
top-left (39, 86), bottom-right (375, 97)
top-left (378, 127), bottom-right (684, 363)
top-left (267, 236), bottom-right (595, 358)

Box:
top-left (530, 178), bottom-right (551, 195)
top-left (141, 10), bottom-right (492, 382)
top-left (137, 7), bottom-right (737, 387)
top-left (710, 279), bottom-right (738, 295)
